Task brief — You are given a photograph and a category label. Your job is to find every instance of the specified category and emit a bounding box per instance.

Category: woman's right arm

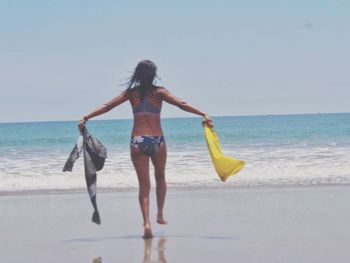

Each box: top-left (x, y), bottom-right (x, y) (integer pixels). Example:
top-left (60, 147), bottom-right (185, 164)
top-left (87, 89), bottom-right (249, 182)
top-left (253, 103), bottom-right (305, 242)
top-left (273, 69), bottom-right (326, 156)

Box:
top-left (159, 87), bottom-right (213, 127)
top-left (79, 90), bottom-right (129, 131)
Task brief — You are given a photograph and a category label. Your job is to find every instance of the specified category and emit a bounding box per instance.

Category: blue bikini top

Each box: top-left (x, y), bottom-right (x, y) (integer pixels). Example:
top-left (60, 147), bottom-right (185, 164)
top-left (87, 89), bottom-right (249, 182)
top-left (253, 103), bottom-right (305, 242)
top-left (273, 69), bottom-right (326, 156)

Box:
top-left (132, 97), bottom-right (162, 115)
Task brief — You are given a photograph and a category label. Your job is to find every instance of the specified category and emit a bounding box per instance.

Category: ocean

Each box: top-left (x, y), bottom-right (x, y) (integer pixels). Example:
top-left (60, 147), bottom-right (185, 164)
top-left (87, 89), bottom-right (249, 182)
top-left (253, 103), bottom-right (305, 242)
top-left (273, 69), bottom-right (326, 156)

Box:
top-left (1, 113), bottom-right (349, 192)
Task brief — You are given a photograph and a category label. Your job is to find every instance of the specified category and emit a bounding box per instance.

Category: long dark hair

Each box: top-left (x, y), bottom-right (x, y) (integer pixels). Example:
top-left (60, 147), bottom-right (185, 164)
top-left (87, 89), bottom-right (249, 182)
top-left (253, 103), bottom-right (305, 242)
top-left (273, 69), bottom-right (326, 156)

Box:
top-left (126, 60), bottom-right (159, 101)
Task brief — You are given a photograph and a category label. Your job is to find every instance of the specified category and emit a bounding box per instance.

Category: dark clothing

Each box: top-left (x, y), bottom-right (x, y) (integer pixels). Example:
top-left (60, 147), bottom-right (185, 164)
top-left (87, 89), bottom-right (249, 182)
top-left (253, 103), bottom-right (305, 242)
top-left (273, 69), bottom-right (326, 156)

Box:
top-left (63, 129), bottom-right (107, 224)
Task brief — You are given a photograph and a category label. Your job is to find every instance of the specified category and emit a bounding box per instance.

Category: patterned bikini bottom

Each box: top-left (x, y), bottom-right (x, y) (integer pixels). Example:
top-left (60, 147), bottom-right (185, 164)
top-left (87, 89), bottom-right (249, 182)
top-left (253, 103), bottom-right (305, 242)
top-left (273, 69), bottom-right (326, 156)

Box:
top-left (130, 135), bottom-right (165, 156)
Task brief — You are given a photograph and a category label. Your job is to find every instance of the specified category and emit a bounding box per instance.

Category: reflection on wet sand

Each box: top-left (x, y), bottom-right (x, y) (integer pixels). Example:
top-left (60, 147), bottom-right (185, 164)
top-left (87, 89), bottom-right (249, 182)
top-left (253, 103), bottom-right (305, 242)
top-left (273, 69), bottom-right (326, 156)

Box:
top-left (92, 256), bottom-right (102, 263)
top-left (91, 238), bottom-right (167, 263)
top-left (143, 238), bottom-right (167, 263)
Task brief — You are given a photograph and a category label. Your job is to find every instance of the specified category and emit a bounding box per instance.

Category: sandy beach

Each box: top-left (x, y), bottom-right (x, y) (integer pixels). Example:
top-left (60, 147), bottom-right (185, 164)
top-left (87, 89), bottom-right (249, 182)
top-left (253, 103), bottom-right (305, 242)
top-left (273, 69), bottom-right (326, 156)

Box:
top-left (1, 185), bottom-right (350, 262)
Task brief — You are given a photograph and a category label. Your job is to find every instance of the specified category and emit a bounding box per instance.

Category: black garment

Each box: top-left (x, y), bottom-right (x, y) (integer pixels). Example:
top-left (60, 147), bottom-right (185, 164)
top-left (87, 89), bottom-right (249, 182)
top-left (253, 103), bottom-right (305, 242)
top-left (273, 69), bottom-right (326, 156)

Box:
top-left (63, 129), bottom-right (107, 224)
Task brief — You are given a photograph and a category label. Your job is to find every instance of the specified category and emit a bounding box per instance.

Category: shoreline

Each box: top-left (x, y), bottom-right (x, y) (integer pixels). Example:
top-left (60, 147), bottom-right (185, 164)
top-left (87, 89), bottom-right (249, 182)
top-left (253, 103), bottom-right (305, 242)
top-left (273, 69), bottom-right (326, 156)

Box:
top-left (1, 182), bottom-right (349, 196)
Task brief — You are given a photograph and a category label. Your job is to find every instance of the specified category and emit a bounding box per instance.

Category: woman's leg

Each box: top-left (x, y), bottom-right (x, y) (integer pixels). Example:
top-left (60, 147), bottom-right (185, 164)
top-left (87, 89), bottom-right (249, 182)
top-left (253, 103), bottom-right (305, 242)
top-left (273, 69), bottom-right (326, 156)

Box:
top-left (151, 142), bottom-right (167, 224)
top-left (130, 145), bottom-right (153, 238)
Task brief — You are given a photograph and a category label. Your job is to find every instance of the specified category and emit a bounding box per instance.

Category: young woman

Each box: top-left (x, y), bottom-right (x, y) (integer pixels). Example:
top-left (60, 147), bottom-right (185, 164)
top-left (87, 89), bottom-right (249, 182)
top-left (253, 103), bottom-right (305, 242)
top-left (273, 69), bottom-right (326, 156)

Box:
top-left (79, 60), bottom-right (213, 238)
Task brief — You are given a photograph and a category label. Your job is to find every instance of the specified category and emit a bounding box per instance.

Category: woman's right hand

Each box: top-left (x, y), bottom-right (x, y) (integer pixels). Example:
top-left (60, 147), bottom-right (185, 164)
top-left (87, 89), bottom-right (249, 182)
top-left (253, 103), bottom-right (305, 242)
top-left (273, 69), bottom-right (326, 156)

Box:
top-left (202, 114), bottom-right (214, 128)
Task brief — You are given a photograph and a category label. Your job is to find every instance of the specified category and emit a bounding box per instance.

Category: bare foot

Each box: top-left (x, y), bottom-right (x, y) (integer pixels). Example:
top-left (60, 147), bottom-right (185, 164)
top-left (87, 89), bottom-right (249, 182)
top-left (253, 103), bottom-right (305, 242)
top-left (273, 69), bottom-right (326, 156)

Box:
top-left (157, 215), bottom-right (168, 225)
top-left (143, 222), bottom-right (153, 239)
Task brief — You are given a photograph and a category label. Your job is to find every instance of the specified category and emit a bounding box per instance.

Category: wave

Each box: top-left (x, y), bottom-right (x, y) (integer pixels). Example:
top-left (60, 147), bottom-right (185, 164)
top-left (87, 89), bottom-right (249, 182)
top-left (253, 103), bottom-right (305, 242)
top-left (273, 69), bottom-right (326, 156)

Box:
top-left (1, 144), bottom-right (349, 192)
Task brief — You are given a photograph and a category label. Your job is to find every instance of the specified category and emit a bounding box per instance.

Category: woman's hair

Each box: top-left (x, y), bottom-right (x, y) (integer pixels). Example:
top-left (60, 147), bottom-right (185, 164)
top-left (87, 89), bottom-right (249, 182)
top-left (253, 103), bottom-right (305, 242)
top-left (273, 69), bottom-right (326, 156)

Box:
top-left (126, 60), bottom-right (159, 100)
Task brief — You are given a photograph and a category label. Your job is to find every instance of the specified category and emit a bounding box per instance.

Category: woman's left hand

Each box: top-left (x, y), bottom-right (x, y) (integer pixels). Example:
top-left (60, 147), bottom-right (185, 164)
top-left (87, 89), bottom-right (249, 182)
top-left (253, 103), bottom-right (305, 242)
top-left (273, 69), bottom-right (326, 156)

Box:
top-left (78, 118), bottom-right (87, 132)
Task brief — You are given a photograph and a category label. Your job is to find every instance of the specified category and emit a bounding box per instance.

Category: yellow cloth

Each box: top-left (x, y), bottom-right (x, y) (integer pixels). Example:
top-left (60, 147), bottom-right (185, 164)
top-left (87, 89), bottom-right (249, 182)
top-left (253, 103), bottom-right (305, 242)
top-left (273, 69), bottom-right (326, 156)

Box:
top-left (204, 125), bottom-right (245, 182)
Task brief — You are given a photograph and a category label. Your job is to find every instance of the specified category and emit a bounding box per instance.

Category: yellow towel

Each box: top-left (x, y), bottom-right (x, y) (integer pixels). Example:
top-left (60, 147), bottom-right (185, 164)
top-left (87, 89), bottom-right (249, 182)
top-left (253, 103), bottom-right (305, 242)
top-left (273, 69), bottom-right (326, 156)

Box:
top-left (204, 124), bottom-right (245, 182)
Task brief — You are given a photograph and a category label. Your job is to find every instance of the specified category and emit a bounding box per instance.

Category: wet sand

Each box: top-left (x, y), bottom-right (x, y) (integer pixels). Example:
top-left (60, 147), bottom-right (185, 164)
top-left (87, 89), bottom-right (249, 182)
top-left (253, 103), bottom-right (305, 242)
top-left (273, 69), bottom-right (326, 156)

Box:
top-left (1, 185), bottom-right (350, 262)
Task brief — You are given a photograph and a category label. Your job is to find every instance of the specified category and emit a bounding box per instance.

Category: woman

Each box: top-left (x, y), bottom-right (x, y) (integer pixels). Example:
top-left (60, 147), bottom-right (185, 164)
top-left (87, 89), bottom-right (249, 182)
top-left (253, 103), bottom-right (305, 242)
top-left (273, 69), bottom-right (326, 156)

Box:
top-left (79, 60), bottom-right (213, 238)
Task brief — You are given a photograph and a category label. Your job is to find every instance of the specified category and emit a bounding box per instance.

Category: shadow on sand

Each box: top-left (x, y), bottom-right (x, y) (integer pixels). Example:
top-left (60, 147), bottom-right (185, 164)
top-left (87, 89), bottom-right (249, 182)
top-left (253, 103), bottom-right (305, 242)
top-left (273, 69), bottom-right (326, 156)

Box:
top-left (63, 233), bottom-right (238, 244)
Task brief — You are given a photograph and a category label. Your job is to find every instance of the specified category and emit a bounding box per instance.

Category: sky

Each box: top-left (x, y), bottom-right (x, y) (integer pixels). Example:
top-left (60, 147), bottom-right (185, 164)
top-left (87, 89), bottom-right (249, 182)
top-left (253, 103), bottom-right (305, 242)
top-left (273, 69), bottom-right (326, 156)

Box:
top-left (0, 0), bottom-right (349, 122)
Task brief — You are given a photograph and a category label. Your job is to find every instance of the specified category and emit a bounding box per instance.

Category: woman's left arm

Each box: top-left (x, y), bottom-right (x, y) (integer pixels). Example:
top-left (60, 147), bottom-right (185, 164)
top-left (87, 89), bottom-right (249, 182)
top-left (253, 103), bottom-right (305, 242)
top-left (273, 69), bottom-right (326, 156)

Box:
top-left (79, 90), bottom-right (128, 131)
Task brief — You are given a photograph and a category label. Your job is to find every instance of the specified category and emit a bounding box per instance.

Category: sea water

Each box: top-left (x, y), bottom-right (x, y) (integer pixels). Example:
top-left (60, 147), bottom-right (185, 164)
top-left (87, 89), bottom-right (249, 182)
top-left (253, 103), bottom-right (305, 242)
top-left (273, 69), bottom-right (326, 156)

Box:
top-left (0, 113), bottom-right (349, 192)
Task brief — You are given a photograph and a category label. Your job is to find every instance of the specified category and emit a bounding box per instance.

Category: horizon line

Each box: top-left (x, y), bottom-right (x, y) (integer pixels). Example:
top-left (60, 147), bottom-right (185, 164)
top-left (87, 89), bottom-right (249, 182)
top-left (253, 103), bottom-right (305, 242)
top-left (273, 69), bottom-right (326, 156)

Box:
top-left (0, 111), bottom-right (349, 124)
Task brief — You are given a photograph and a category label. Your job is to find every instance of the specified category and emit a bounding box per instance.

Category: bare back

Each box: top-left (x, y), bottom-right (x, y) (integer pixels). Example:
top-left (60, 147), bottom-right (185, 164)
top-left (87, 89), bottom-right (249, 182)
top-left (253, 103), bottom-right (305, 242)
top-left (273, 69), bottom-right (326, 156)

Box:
top-left (129, 87), bottom-right (163, 136)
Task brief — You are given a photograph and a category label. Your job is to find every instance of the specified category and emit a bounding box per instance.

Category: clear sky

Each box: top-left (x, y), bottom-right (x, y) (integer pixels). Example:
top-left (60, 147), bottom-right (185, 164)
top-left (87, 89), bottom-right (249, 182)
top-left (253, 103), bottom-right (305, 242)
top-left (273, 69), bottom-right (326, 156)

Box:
top-left (1, 0), bottom-right (349, 122)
